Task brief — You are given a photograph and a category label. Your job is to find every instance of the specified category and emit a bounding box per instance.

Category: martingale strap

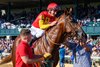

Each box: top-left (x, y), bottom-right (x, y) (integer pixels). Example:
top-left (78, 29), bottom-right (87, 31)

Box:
top-left (45, 32), bottom-right (58, 45)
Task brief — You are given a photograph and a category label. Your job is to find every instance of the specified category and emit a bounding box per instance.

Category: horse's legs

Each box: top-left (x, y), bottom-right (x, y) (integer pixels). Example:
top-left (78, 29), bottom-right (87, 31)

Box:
top-left (12, 35), bottom-right (21, 67)
top-left (12, 43), bottom-right (16, 67)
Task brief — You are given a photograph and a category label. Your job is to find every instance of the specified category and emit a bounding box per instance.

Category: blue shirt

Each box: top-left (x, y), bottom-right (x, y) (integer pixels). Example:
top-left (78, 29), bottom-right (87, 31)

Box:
top-left (68, 42), bottom-right (92, 67)
top-left (59, 47), bottom-right (65, 62)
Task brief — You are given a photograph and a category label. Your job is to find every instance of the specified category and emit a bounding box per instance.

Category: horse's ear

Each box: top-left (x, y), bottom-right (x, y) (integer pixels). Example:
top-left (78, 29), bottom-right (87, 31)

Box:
top-left (68, 8), bottom-right (73, 15)
top-left (63, 8), bottom-right (69, 16)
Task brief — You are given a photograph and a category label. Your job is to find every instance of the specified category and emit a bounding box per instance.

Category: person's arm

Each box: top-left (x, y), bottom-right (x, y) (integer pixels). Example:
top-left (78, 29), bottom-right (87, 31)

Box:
top-left (83, 45), bottom-right (91, 52)
top-left (66, 42), bottom-right (76, 50)
top-left (39, 19), bottom-right (50, 30)
top-left (21, 53), bottom-right (52, 64)
top-left (18, 45), bottom-right (44, 64)
top-left (39, 15), bottom-right (57, 30)
top-left (21, 55), bottom-right (44, 64)
top-left (80, 41), bottom-right (92, 52)
top-left (82, 44), bottom-right (93, 52)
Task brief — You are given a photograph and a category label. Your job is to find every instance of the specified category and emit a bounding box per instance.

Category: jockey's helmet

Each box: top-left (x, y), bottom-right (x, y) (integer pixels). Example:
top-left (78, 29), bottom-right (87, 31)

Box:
top-left (47, 2), bottom-right (58, 10)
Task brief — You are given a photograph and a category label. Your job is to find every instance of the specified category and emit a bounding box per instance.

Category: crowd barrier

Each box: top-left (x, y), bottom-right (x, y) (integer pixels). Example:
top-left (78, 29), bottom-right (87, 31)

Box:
top-left (65, 55), bottom-right (100, 66)
top-left (0, 29), bottom-right (19, 36)
top-left (0, 22), bottom-right (100, 36)
top-left (65, 55), bottom-right (100, 60)
top-left (82, 26), bottom-right (100, 35)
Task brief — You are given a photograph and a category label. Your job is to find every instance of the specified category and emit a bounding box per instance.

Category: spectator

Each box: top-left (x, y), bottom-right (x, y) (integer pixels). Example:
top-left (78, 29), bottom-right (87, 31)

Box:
top-left (59, 44), bottom-right (66, 67)
top-left (16, 29), bottom-right (44, 67)
top-left (67, 39), bottom-right (93, 67)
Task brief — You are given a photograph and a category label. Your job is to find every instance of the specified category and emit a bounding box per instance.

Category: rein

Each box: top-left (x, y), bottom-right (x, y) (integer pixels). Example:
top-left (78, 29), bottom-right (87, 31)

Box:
top-left (45, 32), bottom-right (58, 45)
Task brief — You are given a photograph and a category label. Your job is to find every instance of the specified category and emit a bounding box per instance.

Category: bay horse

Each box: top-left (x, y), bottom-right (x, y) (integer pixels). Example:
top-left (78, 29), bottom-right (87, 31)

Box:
top-left (0, 10), bottom-right (87, 67)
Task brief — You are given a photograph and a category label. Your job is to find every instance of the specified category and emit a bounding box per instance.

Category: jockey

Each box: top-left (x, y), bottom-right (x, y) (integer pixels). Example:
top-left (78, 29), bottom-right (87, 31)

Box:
top-left (29, 2), bottom-right (59, 46)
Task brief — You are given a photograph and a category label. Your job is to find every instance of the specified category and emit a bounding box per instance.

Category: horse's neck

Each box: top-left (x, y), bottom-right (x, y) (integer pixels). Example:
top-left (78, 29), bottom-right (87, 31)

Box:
top-left (34, 22), bottom-right (64, 54)
top-left (47, 22), bottom-right (64, 43)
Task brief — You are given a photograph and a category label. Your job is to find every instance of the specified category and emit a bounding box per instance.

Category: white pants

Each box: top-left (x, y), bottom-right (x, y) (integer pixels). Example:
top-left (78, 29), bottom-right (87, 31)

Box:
top-left (30, 26), bottom-right (45, 38)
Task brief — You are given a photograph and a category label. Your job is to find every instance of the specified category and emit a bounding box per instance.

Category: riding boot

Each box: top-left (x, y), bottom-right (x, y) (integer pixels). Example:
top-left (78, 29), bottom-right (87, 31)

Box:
top-left (29, 35), bottom-right (38, 47)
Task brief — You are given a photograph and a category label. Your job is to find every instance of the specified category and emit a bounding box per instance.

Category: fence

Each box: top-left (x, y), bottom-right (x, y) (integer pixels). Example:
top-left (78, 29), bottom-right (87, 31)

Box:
top-left (0, 29), bottom-right (19, 36)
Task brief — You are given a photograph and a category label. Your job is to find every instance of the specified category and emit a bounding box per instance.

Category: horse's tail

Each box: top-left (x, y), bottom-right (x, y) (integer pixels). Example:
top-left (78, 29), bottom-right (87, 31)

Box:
top-left (0, 54), bottom-right (12, 65)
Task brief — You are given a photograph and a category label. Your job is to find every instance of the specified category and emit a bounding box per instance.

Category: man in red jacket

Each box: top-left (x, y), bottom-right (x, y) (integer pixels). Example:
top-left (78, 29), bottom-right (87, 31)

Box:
top-left (16, 29), bottom-right (44, 67)
top-left (30, 2), bottom-right (59, 45)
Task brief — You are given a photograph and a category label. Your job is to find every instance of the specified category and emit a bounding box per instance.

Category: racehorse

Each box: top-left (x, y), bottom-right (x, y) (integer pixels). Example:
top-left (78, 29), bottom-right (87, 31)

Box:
top-left (0, 10), bottom-right (87, 67)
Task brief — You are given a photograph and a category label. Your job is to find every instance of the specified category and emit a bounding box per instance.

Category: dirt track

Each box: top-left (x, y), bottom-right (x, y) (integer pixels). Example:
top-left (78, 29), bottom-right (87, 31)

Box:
top-left (0, 61), bottom-right (73, 67)
top-left (0, 62), bottom-right (13, 67)
top-left (0, 61), bottom-right (100, 67)
top-left (0, 62), bottom-right (72, 67)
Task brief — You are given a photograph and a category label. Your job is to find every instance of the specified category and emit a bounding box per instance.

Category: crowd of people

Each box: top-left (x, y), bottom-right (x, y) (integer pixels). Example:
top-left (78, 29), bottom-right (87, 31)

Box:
top-left (0, 3), bottom-right (100, 29)
top-left (0, 9), bottom-right (38, 29)
top-left (0, 38), bottom-right (14, 59)
top-left (75, 4), bottom-right (100, 26)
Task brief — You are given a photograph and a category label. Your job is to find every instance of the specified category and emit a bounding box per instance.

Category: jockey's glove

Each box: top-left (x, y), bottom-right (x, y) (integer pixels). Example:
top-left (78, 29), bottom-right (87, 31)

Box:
top-left (43, 53), bottom-right (52, 59)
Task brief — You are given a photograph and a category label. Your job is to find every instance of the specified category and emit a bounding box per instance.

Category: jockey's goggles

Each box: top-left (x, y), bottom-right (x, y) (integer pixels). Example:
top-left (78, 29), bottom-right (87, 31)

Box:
top-left (49, 8), bottom-right (58, 12)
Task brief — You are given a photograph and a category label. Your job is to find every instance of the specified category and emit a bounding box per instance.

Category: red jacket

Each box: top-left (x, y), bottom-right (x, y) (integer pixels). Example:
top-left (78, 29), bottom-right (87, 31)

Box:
top-left (32, 11), bottom-right (56, 29)
top-left (16, 41), bottom-right (33, 67)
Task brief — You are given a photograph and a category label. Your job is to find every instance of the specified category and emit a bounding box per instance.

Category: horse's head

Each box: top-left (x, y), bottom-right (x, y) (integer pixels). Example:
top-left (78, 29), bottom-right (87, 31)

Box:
top-left (57, 11), bottom-right (76, 35)
top-left (57, 9), bottom-right (87, 43)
